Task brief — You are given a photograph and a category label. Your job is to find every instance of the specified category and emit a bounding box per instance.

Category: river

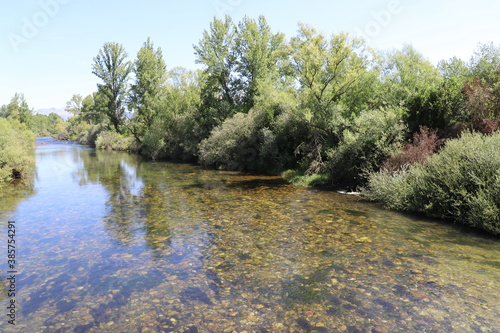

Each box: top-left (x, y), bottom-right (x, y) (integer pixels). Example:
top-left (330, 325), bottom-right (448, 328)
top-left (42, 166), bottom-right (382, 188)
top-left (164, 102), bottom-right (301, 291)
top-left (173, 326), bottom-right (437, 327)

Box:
top-left (0, 138), bottom-right (499, 332)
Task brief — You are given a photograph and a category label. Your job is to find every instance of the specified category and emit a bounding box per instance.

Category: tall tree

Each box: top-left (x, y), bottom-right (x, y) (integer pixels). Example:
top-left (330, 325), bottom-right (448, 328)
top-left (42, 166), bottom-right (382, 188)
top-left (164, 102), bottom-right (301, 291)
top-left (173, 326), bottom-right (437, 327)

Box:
top-left (381, 44), bottom-right (442, 106)
top-left (469, 42), bottom-right (500, 84)
top-left (234, 15), bottom-right (286, 111)
top-left (80, 94), bottom-right (97, 125)
top-left (65, 94), bottom-right (84, 117)
top-left (464, 43), bottom-right (500, 125)
top-left (288, 25), bottom-right (371, 173)
top-left (290, 24), bottom-right (369, 135)
top-left (92, 42), bottom-right (132, 132)
top-left (0, 93), bottom-right (33, 127)
top-left (128, 38), bottom-right (167, 141)
top-left (438, 56), bottom-right (470, 80)
top-left (165, 67), bottom-right (201, 117)
top-left (194, 15), bottom-right (237, 131)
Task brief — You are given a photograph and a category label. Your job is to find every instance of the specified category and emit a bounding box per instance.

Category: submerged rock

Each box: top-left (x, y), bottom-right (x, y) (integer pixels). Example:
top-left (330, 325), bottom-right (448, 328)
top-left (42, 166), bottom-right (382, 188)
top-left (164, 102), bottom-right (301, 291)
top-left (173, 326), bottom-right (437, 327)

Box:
top-left (296, 317), bottom-right (312, 331)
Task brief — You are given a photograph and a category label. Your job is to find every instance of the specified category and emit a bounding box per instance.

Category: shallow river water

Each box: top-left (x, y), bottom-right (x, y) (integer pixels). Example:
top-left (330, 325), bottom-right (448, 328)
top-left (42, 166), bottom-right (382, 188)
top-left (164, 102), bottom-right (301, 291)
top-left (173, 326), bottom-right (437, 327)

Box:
top-left (0, 138), bottom-right (499, 333)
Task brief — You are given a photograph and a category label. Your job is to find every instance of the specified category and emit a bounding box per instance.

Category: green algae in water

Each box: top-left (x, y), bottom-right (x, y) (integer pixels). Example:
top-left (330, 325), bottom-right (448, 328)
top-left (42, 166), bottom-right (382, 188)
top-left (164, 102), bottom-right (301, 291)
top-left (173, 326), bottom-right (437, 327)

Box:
top-left (343, 208), bottom-right (369, 217)
top-left (281, 277), bottom-right (324, 305)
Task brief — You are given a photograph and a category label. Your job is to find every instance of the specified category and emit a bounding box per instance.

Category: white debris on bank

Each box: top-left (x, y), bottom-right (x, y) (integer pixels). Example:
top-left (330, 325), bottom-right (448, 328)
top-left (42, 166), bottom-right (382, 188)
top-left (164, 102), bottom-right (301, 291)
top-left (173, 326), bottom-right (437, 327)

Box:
top-left (337, 190), bottom-right (361, 196)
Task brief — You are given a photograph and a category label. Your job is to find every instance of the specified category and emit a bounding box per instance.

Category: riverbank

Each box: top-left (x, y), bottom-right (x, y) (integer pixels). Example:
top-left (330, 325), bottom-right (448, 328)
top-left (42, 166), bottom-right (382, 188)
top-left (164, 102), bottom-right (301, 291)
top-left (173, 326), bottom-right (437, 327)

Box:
top-left (362, 131), bottom-right (500, 236)
top-left (0, 118), bottom-right (35, 183)
top-left (48, 129), bottom-right (500, 237)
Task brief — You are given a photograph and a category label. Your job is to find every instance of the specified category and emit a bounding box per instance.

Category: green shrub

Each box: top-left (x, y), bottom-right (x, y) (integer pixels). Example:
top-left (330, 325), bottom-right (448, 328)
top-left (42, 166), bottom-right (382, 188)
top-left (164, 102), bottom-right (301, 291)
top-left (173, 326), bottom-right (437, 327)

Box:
top-left (82, 124), bottom-right (106, 146)
top-left (56, 117), bottom-right (107, 146)
top-left (0, 118), bottom-right (35, 183)
top-left (363, 131), bottom-right (500, 235)
top-left (161, 115), bottom-right (199, 161)
top-left (72, 123), bottom-right (106, 146)
top-left (272, 108), bottom-right (312, 172)
top-left (68, 121), bottom-right (87, 142)
top-left (141, 122), bottom-right (167, 160)
top-left (139, 113), bottom-right (199, 161)
top-left (405, 78), bottom-right (467, 133)
top-left (95, 131), bottom-right (134, 151)
top-left (55, 119), bottom-right (71, 140)
top-left (325, 107), bottom-right (406, 186)
top-left (198, 84), bottom-right (308, 173)
top-left (360, 167), bottom-right (415, 211)
top-left (198, 111), bottom-right (261, 171)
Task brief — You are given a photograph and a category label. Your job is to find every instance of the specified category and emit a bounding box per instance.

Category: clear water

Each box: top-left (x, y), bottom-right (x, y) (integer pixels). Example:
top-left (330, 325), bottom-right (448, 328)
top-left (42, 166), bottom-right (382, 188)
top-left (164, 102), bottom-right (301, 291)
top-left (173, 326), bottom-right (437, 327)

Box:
top-left (0, 138), bottom-right (499, 332)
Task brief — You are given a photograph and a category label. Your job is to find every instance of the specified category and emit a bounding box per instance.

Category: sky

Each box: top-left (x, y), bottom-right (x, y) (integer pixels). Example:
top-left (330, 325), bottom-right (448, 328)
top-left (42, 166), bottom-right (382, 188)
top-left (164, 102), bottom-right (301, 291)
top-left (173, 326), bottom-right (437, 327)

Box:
top-left (1, 0), bottom-right (500, 112)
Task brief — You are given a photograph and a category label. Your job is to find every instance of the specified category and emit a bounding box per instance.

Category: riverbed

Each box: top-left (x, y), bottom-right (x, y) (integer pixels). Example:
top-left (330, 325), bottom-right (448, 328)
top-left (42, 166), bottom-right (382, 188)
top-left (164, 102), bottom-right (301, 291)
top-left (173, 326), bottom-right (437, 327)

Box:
top-left (0, 138), bottom-right (499, 332)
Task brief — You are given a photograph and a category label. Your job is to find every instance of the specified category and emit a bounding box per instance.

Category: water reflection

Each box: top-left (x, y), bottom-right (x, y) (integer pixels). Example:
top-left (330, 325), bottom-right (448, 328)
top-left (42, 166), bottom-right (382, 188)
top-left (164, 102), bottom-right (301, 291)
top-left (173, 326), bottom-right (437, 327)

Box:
top-left (0, 140), bottom-right (499, 333)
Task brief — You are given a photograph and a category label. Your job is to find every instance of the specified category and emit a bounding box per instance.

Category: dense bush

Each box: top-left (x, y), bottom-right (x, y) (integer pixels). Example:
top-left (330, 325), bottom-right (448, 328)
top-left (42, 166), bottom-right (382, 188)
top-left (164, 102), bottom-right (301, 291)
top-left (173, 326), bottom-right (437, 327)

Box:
top-left (140, 121), bottom-right (167, 160)
top-left (55, 120), bottom-right (71, 140)
top-left (405, 79), bottom-right (467, 133)
top-left (382, 126), bottom-right (444, 172)
top-left (72, 123), bottom-right (107, 146)
top-left (271, 108), bottom-right (311, 172)
top-left (363, 131), bottom-right (500, 234)
top-left (198, 87), bottom-right (306, 173)
top-left (0, 118), bottom-right (35, 183)
top-left (141, 114), bottom-right (199, 161)
top-left (95, 131), bottom-right (134, 151)
top-left (325, 107), bottom-right (406, 186)
top-left (198, 110), bottom-right (264, 171)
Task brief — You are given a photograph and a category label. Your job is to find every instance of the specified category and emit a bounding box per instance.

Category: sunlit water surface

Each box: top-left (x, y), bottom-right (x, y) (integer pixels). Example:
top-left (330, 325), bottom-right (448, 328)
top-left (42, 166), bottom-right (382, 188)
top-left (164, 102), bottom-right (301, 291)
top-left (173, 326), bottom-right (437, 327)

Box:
top-left (0, 138), bottom-right (499, 333)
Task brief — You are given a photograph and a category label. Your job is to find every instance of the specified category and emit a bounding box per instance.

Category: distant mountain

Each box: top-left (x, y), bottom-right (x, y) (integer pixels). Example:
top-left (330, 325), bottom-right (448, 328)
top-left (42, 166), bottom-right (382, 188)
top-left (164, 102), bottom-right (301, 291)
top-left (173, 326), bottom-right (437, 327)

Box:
top-left (35, 108), bottom-right (71, 120)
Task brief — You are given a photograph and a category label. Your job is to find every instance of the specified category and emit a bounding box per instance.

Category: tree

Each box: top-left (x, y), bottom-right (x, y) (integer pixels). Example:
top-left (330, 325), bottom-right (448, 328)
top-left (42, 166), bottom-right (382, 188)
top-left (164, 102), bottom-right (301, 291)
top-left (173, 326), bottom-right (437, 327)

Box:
top-left (405, 79), bottom-right (467, 132)
top-left (381, 44), bottom-right (442, 106)
top-left (288, 25), bottom-right (371, 174)
top-left (194, 15), bottom-right (238, 131)
top-left (47, 113), bottom-right (63, 130)
top-left (464, 43), bottom-right (500, 129)
top-left (438, 56), bottom-right (470, 80)
top-left (234, 15), bottom-right (286, 111)
top-left (140, 67), bottom-right (202, 161)
top-left (469, 42), bottom-right (500, 84)
top-left (65, 94), bottom-right (84, 117)
top-left (290, 25), bottom-right (369, 126)
top-left (165, 67), bottom-right (201, 117)
top-left (65, 93), bottom-right (105, 125)
top-left (80, 93), bottom-right (102, 125)
top-left (30, 112), bottom-right (63, 136)
top-left (0, 93), bottom-right (33, 127)
top-left (129, 38), bottom-right (167, 141)
top-left (0, 118), bottom-right (35, 182)
top-left (92, 42), bottom-right (132, 132)
top-left (290, 25), bottom-right (369, 137)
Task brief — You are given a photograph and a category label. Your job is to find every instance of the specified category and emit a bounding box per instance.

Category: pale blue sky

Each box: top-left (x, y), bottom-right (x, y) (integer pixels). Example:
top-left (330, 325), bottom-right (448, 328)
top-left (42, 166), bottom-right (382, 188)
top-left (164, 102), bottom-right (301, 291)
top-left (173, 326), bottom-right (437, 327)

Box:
top-left (1, 0), bottom-right (500, 111)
